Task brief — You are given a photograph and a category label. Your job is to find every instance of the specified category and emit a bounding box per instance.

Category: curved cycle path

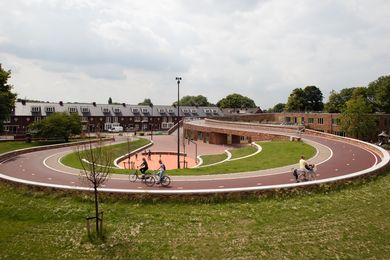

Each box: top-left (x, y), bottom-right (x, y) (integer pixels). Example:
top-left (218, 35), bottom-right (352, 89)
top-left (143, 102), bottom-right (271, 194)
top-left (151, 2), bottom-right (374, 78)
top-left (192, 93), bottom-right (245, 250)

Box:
top-left (0, 128), bottom-right (387, 194)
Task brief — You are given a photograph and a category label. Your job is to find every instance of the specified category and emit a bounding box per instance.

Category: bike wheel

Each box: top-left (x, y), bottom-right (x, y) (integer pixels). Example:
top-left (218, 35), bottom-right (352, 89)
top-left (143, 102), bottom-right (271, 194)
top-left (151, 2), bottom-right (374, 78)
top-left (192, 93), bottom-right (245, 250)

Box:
top-left (144, 175), bottom-right (155, 187)
top-left (129, 172), bottom-right (138, 182)
top-left (160, 176), bottom-right (171, 187)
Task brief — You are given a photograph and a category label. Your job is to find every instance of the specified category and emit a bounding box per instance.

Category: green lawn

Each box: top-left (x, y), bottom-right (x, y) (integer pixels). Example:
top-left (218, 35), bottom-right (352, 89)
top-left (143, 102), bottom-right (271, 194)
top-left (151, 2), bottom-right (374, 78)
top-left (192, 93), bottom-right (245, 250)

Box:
top-left (168, 141), bottom-right (315, 175)
top-left (61, 138), bottom-right (151, 169)
top-left (199, 153), bottom-right (228, 166)
top-left (0, 172), bottom-right (389, 259)
top-left (229, 145), bottom-right (258, 159)
top-left (60, 140), bottom-right (315, 176)
top-left (0, 139), bottom-right (87, 154)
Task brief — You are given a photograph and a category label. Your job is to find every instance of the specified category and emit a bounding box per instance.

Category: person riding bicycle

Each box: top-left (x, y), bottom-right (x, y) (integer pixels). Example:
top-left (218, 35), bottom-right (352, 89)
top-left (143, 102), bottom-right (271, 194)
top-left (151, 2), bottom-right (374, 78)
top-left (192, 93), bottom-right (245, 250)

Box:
top-left (156, 159), bottom-right (166, 184)
top-left (139, 158), bottom-right (149, 178)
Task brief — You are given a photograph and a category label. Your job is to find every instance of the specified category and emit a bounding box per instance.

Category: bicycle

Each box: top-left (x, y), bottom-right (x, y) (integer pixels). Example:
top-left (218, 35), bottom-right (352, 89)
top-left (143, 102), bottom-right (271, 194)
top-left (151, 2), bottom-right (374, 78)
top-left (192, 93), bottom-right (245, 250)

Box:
top-left (128, 169), bottom-right (155, 187)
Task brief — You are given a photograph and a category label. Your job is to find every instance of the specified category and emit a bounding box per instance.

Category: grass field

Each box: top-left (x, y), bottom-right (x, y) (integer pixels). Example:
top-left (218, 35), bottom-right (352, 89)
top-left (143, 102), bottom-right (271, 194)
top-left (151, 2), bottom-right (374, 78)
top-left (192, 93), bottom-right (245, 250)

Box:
top-left (60, 138), bottom-right (151, 169)
top-left (229, 145), bottom-right (258, 159)
top-left (168, 140), bottom-right (315, 175)
top-left (199, 153), bottom-right (228, 166)
top-left (0, 171), bottom-right (389, 259)
top-left (60, 140), bottom-right (316, 176)
top-left (0, 140), bottom-right (79, 154)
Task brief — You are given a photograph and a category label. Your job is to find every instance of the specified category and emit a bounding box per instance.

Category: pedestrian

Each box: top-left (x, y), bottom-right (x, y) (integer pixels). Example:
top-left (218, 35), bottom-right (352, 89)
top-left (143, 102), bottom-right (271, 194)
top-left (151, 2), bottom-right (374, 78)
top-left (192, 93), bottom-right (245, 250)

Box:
top-left (148, 149), bottom-right (152, 160)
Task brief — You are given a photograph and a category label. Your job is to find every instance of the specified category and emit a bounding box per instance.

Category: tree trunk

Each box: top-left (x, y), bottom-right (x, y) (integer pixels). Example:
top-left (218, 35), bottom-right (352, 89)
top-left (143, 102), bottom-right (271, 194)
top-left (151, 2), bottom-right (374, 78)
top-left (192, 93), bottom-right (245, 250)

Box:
top-left (94, 184), bottom-right (99, 235)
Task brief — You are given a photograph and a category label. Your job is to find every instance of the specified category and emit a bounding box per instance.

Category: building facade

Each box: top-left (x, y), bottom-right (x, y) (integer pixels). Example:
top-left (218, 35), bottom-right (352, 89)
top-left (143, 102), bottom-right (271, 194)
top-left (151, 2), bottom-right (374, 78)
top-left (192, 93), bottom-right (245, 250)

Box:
top-left (3, 101), bottom-right (224, 136)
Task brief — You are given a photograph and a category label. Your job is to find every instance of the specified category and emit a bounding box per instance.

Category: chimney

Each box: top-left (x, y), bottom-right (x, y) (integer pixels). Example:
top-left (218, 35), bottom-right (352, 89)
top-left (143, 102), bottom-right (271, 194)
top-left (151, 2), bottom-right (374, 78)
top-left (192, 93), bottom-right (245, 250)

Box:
top-left (21, 99), bottom-right (26, 105)
top-left (92, 102), bottom-right (96, 107)
top-left (122, 103), bottom-right (126, 107)
top-left (59, 101), bottom-right (63, 106)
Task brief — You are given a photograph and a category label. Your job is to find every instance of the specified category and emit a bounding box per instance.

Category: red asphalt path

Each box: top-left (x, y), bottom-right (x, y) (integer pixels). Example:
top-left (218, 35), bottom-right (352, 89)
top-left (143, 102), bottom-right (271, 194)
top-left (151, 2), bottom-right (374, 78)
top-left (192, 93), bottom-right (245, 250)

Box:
top-left (0, 132), bottom-right (385, 194)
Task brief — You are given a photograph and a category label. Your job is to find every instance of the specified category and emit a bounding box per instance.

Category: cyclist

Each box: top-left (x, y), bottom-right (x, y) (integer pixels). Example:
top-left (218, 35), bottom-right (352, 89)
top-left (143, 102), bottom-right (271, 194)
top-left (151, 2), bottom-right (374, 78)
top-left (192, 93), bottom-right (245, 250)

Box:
top-left (156, 159), bottom-right (166, 184)
top-left (139, 158), bottom-right (149, 178)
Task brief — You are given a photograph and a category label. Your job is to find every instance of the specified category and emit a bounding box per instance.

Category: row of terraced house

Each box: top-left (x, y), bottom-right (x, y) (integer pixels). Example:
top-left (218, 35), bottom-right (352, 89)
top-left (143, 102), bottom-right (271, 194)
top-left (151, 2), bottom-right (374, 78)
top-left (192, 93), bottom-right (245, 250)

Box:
top-left (3, 100), bottom-right (390, 141)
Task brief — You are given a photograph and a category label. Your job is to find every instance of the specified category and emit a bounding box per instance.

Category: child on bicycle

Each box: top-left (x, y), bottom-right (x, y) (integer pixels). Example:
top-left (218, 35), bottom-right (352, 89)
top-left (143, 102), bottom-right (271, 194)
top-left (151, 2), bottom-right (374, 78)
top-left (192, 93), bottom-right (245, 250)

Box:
top-left (156, 159), bottom-right (166, 184)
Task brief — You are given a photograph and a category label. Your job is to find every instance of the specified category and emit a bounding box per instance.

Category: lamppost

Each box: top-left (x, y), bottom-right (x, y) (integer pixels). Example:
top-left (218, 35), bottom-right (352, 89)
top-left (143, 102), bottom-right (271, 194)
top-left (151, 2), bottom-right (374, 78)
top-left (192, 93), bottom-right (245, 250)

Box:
top-left (176, 77), bottom-right (182, 169)
top-left (149, 103), bottom-right (154, 140)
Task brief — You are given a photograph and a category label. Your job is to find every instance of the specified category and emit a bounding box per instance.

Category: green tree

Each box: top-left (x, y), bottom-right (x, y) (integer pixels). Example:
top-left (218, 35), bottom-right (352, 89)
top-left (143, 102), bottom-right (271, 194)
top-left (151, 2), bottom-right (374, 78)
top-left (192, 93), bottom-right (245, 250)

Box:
top-left (284, 88), bottom-right (306, 112)
top-left (28, 112), bottom-right (82, 142)
top-left (339, 96), bottom-right (376, 140)
top-left (367, 75), bottom-right (390, 113)
top-left (108, 97), bottom-right (112, 104)
top-left (303, 86), bottom-right (323, 111)
top-left (138, 98), bottom-right (153, 106)
top-left (216, 93), bottom-right (256, 108)
top-left (173, 95), bottom-right (211, 106)
top-left (324, 90), bottom-right (343, 113)
top-left (0, 64), bottom-right (17, 133)
top-left (270, 103), bottom-right (285, 113)
top-left (325, 87), bottom-right (369, 113)
top-left (285, 86), bottom-right (323, 112)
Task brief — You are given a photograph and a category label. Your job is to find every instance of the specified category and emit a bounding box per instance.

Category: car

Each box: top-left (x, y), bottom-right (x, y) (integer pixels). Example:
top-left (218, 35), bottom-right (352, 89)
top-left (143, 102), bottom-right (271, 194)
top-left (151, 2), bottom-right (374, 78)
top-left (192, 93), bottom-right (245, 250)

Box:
top-left (108, 126), bottom-right (123, 133)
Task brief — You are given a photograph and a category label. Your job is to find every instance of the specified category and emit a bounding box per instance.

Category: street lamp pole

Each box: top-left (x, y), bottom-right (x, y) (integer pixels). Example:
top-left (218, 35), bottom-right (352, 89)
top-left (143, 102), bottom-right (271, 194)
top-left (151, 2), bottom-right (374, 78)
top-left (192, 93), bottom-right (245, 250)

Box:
top-left (176, 77), bottom-right (182, 169)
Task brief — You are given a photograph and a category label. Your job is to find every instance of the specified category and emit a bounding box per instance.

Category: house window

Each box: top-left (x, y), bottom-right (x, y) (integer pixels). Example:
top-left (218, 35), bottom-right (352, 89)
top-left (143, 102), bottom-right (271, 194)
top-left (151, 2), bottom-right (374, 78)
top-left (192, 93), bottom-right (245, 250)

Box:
top-left (106, 117), bottom-right (111, 123)
top-left (191, 109), bottom-right (197, 114)
top-left (31, 106), bottom-right (41, 112)
top-left (81, 107), bottom-right (90, 113)
top-left (134, 116), bottom-right (141, 122)
top-left (158, 108), bottom-right (165, 113)
top-left (332, 118), bottom-right (340, 125)
top-left (102, 108), bottom-right (110, 113)
top-left (4, 116), bottom-right (10, 123)
top-left (132, 108), bottom-right (139, 113)
top-left (81, 117), bottom-right (88, 122)
top-left (308, 118), bottom-right (314, 124)
top-left (204, 109), bottom-right (211, 113)
top-left (113, 108), bottom-right (121, 113)
top-left (34, 116), bottom-right (41, 122)
top-left (113, 117), bottom-right (118, 123)
top-left (141, 108), bottom-right (148, 113)
top-left (44, 106), bottom-right (55, 113)
top-left (318, 118), bottom-right (324, 124)
top-left (68, 107), bottom-right (78, 113)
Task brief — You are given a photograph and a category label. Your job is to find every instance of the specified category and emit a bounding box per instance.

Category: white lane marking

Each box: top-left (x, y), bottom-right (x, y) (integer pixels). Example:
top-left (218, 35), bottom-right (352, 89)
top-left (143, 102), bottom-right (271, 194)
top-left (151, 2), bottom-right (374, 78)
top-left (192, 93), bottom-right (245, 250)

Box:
top-left (218, 185), bottom-right (224, 188)
top-left (177, 187), bottom-right (183, 189)
top-left (257, 183), bottom-right (262, 185)
top-left (48, 177), bottom-right (52, 180)
top-left (346, 163), bottom-right (350, 166)
top-left (335, 169), bottom-right (338, 171)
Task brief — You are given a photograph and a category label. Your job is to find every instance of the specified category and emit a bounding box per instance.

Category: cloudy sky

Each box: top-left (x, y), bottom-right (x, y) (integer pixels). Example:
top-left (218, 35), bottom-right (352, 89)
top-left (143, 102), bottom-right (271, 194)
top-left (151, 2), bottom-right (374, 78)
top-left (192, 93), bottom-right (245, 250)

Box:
top-left (1, 0), bottom-right (389, 108)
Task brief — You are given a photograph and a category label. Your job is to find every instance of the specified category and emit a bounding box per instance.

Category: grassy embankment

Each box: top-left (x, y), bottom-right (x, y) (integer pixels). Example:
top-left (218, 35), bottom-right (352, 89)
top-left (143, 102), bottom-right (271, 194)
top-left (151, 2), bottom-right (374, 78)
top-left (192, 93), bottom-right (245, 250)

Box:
top-left (61, 141), bottom-right (316, 176)
top-left (0, 171), bottom-right (389, 258)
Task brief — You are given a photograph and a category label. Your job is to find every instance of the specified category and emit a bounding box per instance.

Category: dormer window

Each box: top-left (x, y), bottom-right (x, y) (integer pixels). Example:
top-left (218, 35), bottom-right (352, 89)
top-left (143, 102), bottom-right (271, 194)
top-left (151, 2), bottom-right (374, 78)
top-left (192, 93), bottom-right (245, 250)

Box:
top-left (31, 106), bottom-right (41, 113)
top-left (191, 109), bottom-right (197, 113)
top-left (132, 108), bottom-right (139, 113)
top-left (141, 108), bottom-right (148, 113)
top-left (102, 108), bottom-right (110, 113)
top-left (68, 107), bottom-right (78, 113)
top-left (113, 108), bottom-right (121, 113)
top-left (168, 108), bottom-right (174, 114)
top-left (212, 109), bottom-right (218, 114)
top-left (81, 107), bottom-right (90, 113)
top-left (44, 106), bottom-right (55, 113)
top-left (158, 108), bottom-right (165, 113)
top-left (204, 109), bottom-right (211, 113)
top-left (182, 109), bottom-right (189, 113)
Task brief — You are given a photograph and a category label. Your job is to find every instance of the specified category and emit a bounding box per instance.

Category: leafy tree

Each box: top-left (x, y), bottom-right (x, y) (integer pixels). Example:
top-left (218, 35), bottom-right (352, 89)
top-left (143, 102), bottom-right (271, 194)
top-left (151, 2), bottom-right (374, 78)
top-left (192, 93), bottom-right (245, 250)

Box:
top-left (138, 98), bottom-right (153, 106)
top-left (304, 86), bottom-right (323, 111)
top-left (285, 86), bottom-right (323, 112)
top-left (284, 88), bottom-right (306, 112)
top-left (172, 95), bottom-right (211, 106)
top-left (216, 93), bottom-right (256, 108)
top-left (339, 96), bottom-right (376, 140)
top-left (367, 75), bottom-right (390, 113)
top-left (324, 90), bottom-right (344, 113)
top-left (270, 103), bottom-right (285, 113)
top-left (28, 112), bottom-right (81, 142)
top-left (108, 97), bottom-right (112, 104)
top-left (0, 64), bottom-right (17, 133)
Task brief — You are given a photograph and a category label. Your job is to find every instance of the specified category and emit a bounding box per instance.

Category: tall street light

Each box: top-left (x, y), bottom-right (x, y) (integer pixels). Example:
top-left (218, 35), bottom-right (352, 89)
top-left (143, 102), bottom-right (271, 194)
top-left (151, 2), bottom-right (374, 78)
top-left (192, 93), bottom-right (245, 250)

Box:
top-left (176, 77), bottom-right (182, 169)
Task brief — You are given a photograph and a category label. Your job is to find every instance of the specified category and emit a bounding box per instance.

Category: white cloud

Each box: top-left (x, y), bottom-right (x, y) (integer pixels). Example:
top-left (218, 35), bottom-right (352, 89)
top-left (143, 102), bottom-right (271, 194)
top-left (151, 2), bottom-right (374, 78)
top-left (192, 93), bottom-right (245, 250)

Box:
top-left (1, 0), bottom-right (390, 108)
